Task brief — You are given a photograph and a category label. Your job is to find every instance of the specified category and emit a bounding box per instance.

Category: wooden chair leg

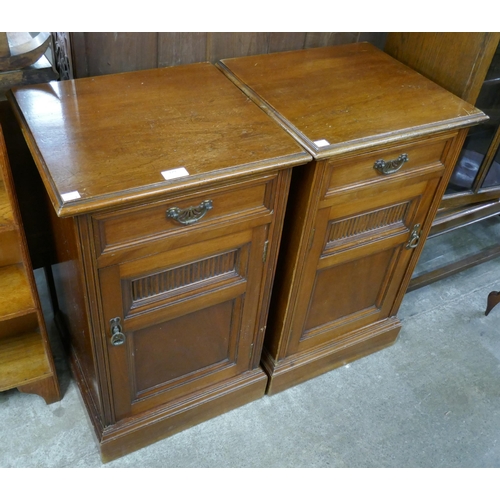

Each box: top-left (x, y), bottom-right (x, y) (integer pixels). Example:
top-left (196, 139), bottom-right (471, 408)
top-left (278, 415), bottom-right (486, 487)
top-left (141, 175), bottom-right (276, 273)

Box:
top-left (485, 291), bottom-right (500, 316)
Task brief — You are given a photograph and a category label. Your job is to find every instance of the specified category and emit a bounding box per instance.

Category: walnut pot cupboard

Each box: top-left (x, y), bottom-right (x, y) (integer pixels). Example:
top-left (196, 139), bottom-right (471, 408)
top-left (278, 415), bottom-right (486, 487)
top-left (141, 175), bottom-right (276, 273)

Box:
top-left (217, 43), bottom-right (487, 394)
top-left (8, 63), bottom-right (310, 461)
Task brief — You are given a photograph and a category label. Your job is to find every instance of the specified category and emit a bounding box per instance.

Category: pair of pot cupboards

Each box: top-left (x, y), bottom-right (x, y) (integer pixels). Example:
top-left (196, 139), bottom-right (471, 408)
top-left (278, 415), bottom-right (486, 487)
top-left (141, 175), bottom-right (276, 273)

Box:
top-left (4, 43), bottom-right (486, 461)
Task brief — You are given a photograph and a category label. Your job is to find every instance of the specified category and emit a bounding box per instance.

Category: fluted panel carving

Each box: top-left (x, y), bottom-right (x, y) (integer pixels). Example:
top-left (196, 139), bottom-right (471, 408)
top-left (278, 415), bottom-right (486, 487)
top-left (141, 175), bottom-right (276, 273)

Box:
top-left (327, 202), bottom-right (410, 244)
top-left (132, 250), bottom-right (238, 302)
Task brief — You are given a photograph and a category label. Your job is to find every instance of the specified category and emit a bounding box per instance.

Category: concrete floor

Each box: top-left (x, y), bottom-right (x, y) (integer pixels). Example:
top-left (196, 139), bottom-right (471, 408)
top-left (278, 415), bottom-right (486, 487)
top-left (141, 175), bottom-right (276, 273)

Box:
top-left (1, 237), bottom-right (500, 467)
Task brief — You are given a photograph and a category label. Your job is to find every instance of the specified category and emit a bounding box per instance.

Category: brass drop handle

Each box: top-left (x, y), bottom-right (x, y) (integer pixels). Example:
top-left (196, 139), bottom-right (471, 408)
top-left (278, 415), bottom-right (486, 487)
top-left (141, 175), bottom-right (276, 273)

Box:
top-left (374, 153), bottom-right (409, 175)
top-left (110, 317), bottom-right (126, 346)
top-left (406, 223), bottom-right (421, 249)
top-left (166, 199), bottom-right (213, 225)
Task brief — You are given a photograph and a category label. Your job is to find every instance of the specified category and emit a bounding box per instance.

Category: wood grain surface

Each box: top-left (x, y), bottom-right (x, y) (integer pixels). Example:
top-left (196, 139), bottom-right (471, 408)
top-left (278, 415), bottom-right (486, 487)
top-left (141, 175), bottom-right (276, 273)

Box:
top-left (218, 43), bottom-right (486, 158)
top-left (8, 62), bottom-right (309, 217)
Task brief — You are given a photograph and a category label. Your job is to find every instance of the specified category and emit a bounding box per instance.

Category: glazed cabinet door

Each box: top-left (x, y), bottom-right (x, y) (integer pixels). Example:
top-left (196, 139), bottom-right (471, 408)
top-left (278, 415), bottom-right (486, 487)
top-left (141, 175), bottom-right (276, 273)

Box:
top-left (99, 223), bottom-right (269, 421)
top-left (286, 150), bottom-right (446, 357)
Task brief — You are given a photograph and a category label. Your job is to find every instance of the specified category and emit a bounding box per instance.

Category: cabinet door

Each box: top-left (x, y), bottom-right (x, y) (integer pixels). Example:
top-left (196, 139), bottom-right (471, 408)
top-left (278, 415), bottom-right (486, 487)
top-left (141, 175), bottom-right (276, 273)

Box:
top-left (286, 171), bottom-right (441, 356)
top-left (99, 224), bottom-right (269, 421)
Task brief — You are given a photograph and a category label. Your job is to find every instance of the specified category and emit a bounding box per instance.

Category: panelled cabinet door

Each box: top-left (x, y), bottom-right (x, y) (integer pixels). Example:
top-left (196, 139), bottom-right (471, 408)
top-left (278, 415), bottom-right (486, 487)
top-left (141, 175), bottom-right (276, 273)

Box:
top-left (99, 224), bottom-right (269, 421)
top-left (286, 165), bottom-right (443, 357)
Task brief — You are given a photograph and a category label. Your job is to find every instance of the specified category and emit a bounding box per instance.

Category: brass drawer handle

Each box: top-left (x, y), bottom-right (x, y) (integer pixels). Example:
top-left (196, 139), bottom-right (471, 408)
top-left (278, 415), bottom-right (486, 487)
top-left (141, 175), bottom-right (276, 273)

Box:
top-left (166, 199), bottom-right (213, 225)
top-left (406, 223), bottom-right (421, 249)
top-left (110, 317), bottom-right (126, 346)
top-left (374, 153), bottom-right (409, 175)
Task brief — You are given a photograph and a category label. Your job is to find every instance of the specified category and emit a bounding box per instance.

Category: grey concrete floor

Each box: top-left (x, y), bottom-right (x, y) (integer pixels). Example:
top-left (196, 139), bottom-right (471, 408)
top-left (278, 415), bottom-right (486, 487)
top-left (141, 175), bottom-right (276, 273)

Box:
top-left (1, 240), bottom-right (500, 467)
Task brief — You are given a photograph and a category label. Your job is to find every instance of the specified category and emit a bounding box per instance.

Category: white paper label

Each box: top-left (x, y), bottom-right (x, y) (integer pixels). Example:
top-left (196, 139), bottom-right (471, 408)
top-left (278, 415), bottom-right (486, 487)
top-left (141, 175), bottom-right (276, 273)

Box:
top-left (161, 167), bottom-right (189, 180)
top-left (314, 139), bottom-right (330, 147)
top-left (61, 191), bottom-right (81, 202)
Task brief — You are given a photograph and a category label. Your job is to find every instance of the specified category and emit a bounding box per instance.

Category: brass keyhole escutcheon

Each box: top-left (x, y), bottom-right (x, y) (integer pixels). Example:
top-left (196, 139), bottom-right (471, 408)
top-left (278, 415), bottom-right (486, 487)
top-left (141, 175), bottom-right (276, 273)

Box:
top-left (406, 223), bottom-right (421, 249)
top-left (110, 317), bottom-right (126, 346)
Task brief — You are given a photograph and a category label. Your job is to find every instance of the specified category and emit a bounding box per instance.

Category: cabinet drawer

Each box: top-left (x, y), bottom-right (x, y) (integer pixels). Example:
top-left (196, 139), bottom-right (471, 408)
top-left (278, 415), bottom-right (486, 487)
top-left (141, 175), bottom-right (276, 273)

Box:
top-left (93, 176), bottom-right (276, 258)
top-left (325, 135), bottom-right (452, 195)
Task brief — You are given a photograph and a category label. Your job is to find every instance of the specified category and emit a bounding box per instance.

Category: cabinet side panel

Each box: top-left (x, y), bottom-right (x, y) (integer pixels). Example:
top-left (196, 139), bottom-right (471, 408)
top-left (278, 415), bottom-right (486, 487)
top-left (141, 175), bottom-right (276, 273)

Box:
top-left (0, 101), bottom-right (54, 270)
top-left (264, 161), bottom-right (324, 360)
top-left (48, 208), bottom-right (102, 417)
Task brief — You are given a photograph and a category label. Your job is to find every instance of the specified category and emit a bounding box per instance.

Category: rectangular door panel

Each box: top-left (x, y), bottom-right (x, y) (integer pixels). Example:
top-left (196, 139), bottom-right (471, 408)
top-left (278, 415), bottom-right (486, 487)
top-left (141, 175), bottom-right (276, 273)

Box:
top-left (304, 246), bottom-right (399, 334)
top-left (132, 298), bottom-right (239, 395)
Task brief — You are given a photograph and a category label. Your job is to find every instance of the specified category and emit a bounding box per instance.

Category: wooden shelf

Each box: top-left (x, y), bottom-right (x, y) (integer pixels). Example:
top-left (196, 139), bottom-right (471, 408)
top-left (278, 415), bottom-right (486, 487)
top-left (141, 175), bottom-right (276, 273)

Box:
top-left (0, 329), bottom-right (52, 392)
top-left (0, 114), bottom-right (60, 404)
top-left (0, 179), bottom-right (15, 229)
top-left (431, 199), bottom-right (500, 236)
top-left (0, 264), bottom-right (35, 320)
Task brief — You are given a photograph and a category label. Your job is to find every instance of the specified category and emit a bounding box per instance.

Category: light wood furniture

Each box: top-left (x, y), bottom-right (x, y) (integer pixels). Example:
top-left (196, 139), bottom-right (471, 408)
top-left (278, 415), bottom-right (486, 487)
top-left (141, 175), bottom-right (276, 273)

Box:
top-left (384, 33), bottom-right (500, 290)
top-left (7, 62), bottom-right (310, 461)
top-left (217, 43), bottom-right (486, 394)
top-left (0, 32), bottom-right (60, 405)
top-left (0, 123), bottom-right (60, 403)
top-left (0, 33), bottom-right (58, 267)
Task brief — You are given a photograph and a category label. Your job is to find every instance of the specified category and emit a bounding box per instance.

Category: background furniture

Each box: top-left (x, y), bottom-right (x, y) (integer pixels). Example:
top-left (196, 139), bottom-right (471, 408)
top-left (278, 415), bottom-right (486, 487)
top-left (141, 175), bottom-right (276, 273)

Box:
top-left (485, 291), bottom-right (500, 316)
top-left (218, 43), bottom-right (486, 394)
top-left (385, 33), bottom-right (500, 290)
top-left (8, 62), bottom-right (310, 461)
top-left (0, 123), bottom-right (60, 403)
top-left (0, 33), bottom-right (60, 272)
top-left (0, 32), bottom-right (57, 101)
top-left (0, 32), bottom-right (60, 404)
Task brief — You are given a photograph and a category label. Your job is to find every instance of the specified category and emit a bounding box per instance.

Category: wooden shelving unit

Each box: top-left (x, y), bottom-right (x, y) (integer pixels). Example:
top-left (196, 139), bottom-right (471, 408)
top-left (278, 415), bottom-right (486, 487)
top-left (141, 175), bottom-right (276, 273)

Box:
top-left (0, 124), bottom-right (60, 403)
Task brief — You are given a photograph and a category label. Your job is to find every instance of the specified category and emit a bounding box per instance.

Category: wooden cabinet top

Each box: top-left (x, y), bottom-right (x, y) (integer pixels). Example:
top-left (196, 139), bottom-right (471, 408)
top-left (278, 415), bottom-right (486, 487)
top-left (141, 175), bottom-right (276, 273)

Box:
top-left (7, 63), bottom-right (310, 217)
top-left (217, 43), bottom-right (488, 159)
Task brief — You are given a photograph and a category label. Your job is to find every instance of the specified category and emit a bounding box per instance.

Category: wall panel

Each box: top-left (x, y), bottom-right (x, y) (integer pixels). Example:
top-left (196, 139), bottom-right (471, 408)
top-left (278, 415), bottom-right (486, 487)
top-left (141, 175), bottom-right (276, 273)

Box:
top-left (158, 33), bottom-right (208, 67)
top-left (71, 32), bottom-right (387, 78)
top-left (268, 33), bottom-right (307, 53)
top-left (206, 32), bottom-right (270, 62)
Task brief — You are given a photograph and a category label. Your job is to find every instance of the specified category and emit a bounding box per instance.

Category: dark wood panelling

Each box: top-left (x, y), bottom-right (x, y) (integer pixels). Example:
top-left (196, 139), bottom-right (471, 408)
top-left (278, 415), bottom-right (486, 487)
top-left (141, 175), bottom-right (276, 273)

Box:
top-left (70, 32), bottom-right (89, 79)
top-left (359, 32), bottom-right (388, 49)
top-left (207, 33), bottom-right (270, 62)
top-left (71, 32), bottom-right (387, 78)
top-left (304, 32), bottom-right (359, 48)
top-left (158, 32), bottom-right (207, 67)
top-left (74, 32), bottom-right (158, 77)
top-left (269, 32), bottom-right (307, 52)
